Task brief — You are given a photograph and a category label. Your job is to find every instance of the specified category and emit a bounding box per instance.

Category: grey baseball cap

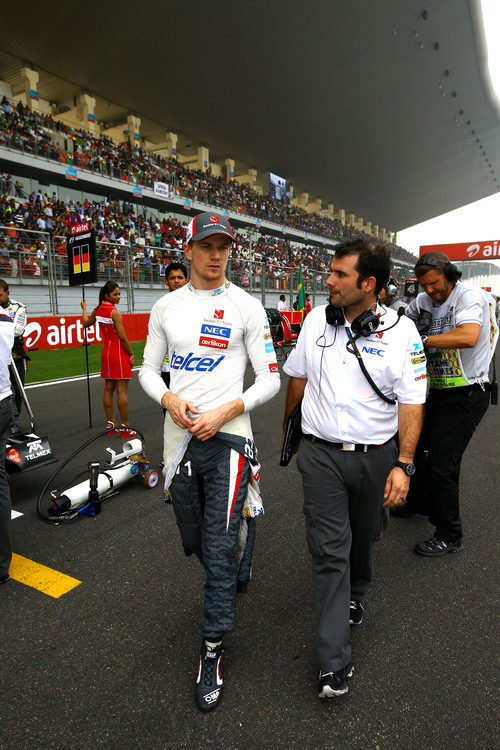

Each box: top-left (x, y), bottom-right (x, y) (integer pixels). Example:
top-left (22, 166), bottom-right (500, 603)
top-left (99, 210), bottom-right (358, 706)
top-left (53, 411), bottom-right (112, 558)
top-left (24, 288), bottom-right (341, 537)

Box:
top-left (185, 212), bottom-right (235, 243)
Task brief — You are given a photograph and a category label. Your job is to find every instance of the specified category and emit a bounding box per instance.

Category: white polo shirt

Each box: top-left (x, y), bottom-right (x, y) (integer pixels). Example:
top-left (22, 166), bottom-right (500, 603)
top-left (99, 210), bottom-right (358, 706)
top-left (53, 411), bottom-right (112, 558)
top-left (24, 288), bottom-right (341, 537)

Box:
top-left (283, 304), bottom-right (426, 444)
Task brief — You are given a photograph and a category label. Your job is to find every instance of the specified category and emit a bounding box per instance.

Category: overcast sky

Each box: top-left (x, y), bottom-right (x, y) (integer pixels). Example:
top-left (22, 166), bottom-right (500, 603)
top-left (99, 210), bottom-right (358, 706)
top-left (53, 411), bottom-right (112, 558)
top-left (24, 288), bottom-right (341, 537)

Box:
top-left (397, 192), bottom-right (500, 255)
top-left (397, 192), bottom-right (500, 293)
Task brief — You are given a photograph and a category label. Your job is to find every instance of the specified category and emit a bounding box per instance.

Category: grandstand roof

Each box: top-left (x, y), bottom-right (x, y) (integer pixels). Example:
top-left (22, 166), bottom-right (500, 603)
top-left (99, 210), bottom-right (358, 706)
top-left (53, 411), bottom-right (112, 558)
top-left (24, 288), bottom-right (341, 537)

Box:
top-left (1, 0), bottom-right (499, 231)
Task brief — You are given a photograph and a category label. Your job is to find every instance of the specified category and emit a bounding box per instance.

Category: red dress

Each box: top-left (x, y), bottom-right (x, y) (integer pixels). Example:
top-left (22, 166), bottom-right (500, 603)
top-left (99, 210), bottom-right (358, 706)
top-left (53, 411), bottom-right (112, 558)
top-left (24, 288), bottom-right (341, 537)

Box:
top-left (94, 300), bottom-right (132, 380)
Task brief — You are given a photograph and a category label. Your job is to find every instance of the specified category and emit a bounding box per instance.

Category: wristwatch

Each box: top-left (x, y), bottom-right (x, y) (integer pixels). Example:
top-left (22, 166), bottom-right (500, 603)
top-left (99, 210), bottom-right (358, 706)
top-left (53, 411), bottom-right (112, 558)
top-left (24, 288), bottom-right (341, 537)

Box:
top-left (420, 335), bottom-right (428, 345)
top-left (395, 461), bottom-right (416, 476)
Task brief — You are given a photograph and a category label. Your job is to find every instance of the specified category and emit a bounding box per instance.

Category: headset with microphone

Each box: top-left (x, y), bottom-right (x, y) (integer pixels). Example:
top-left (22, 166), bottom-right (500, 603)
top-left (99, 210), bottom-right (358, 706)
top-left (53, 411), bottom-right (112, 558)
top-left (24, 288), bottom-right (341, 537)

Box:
top-left (414, 255), bottom-right (462, 282)
top-left (321, 278), bottom-right (405, 405)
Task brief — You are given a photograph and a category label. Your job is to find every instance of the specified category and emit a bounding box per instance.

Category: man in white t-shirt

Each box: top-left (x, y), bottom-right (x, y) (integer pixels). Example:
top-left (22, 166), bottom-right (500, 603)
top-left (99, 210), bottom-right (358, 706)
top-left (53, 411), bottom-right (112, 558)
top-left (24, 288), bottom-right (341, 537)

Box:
top-left (160, 262), bottom-right (188, 397)
top-left (277, 294), bottom-right (287, 311)
top-left (396, 251), bottom-right (499, 557)
top-left (139, 212), bottom-right (279, 712)
top-left (283, 238), bottom-right (425, 699)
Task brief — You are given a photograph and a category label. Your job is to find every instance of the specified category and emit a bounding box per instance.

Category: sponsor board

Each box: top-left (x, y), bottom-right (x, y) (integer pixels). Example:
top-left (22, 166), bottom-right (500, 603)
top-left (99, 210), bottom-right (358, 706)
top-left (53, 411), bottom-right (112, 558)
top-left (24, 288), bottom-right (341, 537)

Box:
top-left (420, 240), bottom-right (500, 262)
top-left (24, 314), bottom-right (149, 350)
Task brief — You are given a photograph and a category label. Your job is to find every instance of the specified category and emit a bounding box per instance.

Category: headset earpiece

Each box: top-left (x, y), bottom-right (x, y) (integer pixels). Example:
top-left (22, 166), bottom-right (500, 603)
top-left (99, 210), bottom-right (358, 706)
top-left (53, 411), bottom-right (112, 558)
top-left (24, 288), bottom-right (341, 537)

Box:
top-left (350, 309), bottom-right (380, 338)
top-left (444, 262), bottom-right (462, 282)
top-left (325, 304), bottom-right (345, 326)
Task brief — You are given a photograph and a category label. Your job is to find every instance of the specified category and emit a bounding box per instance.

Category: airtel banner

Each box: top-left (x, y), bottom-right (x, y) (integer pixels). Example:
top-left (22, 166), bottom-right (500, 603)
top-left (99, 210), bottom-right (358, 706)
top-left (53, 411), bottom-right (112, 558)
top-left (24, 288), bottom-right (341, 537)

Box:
top-left (420, 240), bottom-right (500, 261)
top-left (24, 314), bottom-right (149, 351)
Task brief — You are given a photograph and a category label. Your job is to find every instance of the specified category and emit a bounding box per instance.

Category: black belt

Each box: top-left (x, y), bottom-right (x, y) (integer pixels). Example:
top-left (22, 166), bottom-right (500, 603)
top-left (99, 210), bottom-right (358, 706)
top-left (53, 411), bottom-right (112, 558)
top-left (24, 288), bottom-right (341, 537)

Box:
top-left (303, 434), bottom-right (392, 452)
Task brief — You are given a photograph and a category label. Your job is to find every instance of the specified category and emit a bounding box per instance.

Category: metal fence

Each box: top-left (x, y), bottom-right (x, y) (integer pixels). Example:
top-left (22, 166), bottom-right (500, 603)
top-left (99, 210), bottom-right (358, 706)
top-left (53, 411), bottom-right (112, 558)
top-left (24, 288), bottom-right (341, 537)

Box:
top-left (0, 226), bottom-right (331, 314)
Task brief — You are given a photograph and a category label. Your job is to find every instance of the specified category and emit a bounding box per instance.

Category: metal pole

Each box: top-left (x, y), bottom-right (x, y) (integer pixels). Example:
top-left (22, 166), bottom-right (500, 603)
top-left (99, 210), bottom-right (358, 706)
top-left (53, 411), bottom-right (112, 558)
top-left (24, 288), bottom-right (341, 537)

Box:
top-left (82, 285), bottom-right (93, 428)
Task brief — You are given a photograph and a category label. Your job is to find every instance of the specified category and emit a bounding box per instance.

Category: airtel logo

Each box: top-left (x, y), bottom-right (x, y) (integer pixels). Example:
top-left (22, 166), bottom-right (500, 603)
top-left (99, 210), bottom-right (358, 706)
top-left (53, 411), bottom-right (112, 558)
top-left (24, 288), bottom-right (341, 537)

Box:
top-left (24, 322), bottom-right (42, 347)
top-left (466, 241), bottom-right (500, 258)
top-left (466, 244), bottom-right (481, 258)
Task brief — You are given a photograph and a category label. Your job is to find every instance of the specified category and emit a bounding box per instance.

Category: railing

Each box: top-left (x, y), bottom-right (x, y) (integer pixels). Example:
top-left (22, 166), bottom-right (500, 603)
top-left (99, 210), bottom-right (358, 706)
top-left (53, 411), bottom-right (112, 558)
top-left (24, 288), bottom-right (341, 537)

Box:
top-left (0, 225), bottom-right (331, 314)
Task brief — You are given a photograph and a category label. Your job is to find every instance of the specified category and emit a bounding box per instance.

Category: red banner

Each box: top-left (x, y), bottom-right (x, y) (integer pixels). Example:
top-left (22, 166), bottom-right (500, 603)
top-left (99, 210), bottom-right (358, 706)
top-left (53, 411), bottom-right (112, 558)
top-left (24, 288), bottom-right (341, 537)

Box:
top-left (23, 314), bottom-right (150, 350)
top-left (420, 240), bottom-right (500, 261)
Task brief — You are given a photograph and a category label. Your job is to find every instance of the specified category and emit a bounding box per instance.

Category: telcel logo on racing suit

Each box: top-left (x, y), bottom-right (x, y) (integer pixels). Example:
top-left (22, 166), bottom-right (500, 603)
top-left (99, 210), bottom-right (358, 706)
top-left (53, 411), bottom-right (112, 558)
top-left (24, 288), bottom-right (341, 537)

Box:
top-left (170, 351), bottom-right (225, 372)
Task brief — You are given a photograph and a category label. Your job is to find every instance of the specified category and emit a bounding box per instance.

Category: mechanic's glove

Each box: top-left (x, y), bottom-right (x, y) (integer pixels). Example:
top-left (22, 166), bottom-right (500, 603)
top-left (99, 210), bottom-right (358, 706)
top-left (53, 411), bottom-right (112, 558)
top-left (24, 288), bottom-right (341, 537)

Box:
top-left (416, 310), bottom-right (432, 336)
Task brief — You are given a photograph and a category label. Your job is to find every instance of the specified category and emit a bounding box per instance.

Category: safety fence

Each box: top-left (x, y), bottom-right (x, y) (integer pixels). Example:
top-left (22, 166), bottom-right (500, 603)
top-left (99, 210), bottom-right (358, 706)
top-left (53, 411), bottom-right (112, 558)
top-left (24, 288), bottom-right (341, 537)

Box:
top-left (0, 226), bottom-right (331, 314)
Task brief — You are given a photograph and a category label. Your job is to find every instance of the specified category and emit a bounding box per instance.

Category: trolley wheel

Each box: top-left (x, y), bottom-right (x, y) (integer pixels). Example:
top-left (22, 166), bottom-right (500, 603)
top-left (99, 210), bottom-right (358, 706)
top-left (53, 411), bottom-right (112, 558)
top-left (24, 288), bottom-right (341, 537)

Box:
top-left (143, 469), bottom-right (159, 488)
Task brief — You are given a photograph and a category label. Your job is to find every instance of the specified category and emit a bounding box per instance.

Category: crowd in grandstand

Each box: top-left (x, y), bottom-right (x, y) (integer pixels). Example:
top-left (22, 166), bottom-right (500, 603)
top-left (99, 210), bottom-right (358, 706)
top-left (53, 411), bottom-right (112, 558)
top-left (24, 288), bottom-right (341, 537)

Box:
top-left (0, 95), bottom-right (416, 267)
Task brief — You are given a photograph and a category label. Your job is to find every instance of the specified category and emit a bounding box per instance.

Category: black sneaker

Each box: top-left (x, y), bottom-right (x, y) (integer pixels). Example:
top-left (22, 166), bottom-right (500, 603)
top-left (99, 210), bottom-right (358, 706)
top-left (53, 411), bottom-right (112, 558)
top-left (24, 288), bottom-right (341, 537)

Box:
top-left (195, 640), bottom-right (224, 712)
top-left (318, 664), bottom-right (354, 698)
top-left (349, 600), bottom-right (364, 625)
top-left (414, 536), bottom-right (463, 557)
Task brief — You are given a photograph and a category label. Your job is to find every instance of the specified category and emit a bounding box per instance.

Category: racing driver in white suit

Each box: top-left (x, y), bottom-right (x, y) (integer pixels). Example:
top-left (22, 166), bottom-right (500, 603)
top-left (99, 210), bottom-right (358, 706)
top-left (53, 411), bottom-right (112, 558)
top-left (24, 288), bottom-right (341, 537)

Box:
top-left (139, 212), bottom-right (280, 712)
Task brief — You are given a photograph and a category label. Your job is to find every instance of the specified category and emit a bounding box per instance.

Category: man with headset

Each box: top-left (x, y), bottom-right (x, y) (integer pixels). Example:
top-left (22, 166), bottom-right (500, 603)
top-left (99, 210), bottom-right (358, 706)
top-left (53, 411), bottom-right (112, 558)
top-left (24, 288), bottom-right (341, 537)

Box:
top-left (394, 251), bottom-right (498, 556)
top-left (282, 238), bottom-right (426, 698)
top-left (379, 276), bottom-right (407, 313)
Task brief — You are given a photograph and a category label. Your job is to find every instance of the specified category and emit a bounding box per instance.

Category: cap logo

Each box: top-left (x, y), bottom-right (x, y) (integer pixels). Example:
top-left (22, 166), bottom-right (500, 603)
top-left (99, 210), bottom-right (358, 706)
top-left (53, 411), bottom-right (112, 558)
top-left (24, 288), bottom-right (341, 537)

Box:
top-left (209, 216), bottom-right (219, 223)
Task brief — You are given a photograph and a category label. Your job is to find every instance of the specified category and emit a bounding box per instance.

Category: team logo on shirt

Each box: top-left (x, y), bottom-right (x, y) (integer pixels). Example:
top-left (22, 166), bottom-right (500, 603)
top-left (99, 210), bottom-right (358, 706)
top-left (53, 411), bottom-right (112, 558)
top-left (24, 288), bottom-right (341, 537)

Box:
top-left (269, 363), bottom-right (278, 373)
top-left (375, 331), bottom-right (384, 339)
top-left (214, 309), bottom-right (224, 320)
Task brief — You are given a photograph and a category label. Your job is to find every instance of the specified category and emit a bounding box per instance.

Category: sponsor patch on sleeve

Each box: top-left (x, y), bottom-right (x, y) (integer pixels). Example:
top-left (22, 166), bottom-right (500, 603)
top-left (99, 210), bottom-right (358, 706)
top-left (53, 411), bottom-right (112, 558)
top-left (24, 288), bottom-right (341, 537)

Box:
top-left (268, 363), bottom-right (278, 373)
top-left (265, 342), bottom-right (274, 353)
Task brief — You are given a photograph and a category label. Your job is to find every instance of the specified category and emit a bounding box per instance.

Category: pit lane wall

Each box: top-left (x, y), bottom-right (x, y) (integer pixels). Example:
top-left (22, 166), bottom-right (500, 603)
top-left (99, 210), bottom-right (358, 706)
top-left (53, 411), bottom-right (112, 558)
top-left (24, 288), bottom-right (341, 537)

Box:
top-left (24, 314), bottom-right (149, 350)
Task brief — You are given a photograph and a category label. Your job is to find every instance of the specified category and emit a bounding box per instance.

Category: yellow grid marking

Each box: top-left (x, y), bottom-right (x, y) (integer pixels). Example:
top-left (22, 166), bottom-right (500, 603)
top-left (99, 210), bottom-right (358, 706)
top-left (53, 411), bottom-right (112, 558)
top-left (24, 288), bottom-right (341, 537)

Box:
top-left (9, 553), bottom-right (82, 598)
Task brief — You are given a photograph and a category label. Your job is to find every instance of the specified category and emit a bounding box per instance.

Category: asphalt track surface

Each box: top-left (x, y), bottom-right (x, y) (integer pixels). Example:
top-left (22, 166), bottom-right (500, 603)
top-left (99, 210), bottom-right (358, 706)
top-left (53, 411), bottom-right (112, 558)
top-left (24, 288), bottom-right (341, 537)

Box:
top-left (2, 355), bottom-right (499, 750)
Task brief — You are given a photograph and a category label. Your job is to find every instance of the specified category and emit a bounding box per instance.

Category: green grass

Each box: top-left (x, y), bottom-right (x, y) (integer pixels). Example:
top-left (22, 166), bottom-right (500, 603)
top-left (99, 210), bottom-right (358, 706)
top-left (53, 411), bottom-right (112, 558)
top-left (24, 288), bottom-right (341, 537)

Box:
top-left (26, 341), bottom-right (146, 383)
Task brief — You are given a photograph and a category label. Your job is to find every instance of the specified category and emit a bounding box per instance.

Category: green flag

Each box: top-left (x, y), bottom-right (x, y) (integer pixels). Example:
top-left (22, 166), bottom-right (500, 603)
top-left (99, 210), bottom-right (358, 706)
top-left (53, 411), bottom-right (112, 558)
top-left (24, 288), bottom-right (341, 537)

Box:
top-left (297, 266), bottom-right (305, 311)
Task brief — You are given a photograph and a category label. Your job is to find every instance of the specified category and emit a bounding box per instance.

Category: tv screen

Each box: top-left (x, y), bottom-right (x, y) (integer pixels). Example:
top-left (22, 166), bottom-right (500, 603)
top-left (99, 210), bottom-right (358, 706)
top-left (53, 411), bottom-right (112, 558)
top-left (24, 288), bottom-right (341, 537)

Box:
top-left (269, 172), bottom-right (291, 204)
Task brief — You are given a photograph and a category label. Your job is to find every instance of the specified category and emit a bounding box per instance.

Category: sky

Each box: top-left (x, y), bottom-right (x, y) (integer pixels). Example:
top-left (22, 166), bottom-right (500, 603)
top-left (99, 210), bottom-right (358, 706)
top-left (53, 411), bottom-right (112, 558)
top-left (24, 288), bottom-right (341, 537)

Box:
top-left (397, 192), bottom-right (500, 255)
top-left (397, 192), bottom-right (500, 294)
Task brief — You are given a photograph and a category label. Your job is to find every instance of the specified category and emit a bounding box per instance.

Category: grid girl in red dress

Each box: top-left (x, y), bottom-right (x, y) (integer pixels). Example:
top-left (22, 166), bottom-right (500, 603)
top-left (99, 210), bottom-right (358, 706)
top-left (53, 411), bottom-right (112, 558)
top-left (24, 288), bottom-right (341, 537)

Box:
top-left (81, 281), bottom-right (134, 432)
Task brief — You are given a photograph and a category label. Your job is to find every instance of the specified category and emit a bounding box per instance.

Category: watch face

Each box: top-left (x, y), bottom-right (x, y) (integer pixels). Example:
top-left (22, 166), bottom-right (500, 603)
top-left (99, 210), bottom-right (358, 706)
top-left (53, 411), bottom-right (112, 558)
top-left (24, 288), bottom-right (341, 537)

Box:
top-left (405, 463), bottom-right (416, 476)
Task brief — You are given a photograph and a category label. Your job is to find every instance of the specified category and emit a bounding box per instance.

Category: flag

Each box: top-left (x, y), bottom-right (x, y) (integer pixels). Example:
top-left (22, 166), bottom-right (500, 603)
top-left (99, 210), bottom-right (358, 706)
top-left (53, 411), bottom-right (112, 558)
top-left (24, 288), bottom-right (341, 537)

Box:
top-left (297, 266), bottom-right (305, 312)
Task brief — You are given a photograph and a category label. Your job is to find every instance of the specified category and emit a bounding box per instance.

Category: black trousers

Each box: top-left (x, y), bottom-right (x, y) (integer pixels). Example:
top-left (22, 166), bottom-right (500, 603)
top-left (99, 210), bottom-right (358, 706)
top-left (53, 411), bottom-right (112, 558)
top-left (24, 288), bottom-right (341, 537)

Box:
top-left (406, 384), bottom-right (490, 542)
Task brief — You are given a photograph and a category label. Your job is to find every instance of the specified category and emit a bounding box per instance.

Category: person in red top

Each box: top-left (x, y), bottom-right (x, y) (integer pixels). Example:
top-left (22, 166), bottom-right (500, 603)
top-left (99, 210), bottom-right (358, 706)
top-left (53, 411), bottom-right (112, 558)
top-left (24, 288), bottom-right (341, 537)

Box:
top-left (81, 281), bottom-right (134, 434)
top-left (304, 294), bottom-right (312, 317)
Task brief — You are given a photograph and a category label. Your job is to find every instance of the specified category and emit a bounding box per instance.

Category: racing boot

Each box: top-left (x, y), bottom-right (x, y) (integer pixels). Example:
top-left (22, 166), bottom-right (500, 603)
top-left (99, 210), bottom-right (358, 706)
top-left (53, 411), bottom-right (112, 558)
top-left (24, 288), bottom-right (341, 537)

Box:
top-left (195, 639), bottom-right (224, 712)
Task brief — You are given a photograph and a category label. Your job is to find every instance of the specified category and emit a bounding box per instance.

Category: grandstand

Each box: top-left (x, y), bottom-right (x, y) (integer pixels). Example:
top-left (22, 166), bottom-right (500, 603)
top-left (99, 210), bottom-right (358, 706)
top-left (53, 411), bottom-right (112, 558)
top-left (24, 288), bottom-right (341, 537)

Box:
top-left (0, 88), bottom-right (417, 314)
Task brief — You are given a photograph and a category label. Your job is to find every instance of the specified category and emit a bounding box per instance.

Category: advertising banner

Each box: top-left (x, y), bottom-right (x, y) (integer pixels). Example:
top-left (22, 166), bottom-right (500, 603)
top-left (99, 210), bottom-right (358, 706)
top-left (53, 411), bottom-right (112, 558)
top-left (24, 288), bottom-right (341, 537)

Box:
top-left (420, 240), bottom-right (500, 261)
top-left (67, 222), bottom-right (98, 286)
top-left (23, 314), bottom-right (150, 351)
top-left (153, 181), bottom-right (174, 199)
top-left (65, 166), bottom-right (78, 180)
